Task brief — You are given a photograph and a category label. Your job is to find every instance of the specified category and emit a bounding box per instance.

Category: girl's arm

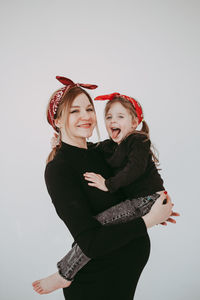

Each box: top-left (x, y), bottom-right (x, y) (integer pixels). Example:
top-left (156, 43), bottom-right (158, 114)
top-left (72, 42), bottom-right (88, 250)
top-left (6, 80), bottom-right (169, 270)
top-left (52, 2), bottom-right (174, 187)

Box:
top-left (84, 135), bottom-right (153, 192)
top-left (105, 136), bottom-right (151, 192)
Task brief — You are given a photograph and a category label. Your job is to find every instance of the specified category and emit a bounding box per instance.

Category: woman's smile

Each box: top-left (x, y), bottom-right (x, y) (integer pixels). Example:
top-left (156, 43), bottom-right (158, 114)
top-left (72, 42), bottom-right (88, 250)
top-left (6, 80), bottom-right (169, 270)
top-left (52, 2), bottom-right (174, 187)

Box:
top-left (77, 123), bottom-right (93, 128)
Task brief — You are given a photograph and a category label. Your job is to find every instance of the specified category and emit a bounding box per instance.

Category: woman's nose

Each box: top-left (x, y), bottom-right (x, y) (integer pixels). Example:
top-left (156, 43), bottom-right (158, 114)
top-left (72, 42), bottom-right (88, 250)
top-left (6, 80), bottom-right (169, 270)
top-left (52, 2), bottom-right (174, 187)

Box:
top-left (81, 110), bottom-right (90, 119)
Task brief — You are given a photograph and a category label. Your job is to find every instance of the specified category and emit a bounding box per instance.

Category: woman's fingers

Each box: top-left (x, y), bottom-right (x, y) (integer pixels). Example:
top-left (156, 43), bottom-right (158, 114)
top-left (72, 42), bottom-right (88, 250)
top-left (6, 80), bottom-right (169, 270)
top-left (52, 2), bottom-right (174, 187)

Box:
top-left (171, 211), bottom-right (180, 216)
top-left (157, 192), bottom-right (172, 206)
top-left (161, 211), bottom-right (179, 225)
top-left (157, 192), bottom-right (166, 201)
top-left (160, 222), bottom-right (167, 226)
top-left (145, 194), bottom-right (173, 227)
top-left (167, 217), bottom-right (176, 223)
top-left (167, 211), bottom-right (180, 223)
top-left (143, 192), bottom-right (179, 228)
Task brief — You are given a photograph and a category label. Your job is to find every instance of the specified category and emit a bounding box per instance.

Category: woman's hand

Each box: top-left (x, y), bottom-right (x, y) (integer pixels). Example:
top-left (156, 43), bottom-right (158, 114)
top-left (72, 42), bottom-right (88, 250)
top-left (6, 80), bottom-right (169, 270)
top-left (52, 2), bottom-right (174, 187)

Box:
top-left (84, 172), bottom-right (108, 192)
top-left (142, 193), bottom-right (179, 228)
top-left (160, 208), bottom-right (180, 226)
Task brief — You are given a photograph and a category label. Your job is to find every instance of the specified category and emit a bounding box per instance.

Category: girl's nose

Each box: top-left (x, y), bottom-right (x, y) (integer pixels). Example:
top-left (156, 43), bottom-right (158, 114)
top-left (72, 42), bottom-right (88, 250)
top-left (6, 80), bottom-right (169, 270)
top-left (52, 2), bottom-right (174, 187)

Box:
top-left (111, 118), bottom-right (117, 123)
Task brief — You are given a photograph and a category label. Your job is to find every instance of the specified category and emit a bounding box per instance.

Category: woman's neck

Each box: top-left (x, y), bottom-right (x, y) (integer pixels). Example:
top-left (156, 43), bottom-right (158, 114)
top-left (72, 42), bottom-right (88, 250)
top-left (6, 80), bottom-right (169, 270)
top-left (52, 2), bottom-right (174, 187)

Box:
top-left (61, 135), bottom-right (87, 149)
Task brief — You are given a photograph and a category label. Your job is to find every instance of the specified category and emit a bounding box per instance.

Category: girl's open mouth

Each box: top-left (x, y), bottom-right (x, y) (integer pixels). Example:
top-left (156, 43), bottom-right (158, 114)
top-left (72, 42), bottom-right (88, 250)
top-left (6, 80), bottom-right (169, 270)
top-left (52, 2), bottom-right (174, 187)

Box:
top-left (111, 128), bottom-right (121, 139)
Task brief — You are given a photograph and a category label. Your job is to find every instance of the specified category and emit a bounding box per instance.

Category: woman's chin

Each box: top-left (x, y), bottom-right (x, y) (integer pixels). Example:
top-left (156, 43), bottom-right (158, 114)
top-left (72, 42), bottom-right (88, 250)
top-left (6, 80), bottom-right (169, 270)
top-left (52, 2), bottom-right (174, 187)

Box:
top-left (77, 127), bottom-right (94, 138)
top-left (86, 133), bottom-right (93, 139)
top-left (80, 131), bottom-right (94, 139)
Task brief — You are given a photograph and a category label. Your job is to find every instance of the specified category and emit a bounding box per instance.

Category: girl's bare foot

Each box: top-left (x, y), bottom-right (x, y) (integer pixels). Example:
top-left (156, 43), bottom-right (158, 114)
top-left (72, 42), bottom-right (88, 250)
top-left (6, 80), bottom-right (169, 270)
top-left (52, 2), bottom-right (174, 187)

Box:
top-left (32, 271), bottom-right (71, 294)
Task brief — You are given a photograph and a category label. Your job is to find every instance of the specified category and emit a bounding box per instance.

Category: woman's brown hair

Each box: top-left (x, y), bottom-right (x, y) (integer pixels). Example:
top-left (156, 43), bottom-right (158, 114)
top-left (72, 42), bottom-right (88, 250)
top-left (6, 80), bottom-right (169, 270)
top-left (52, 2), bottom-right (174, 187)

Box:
top-left (104, 96), bottom-right (159, 166)
top-left (46, 86), bottom-right (99, 163)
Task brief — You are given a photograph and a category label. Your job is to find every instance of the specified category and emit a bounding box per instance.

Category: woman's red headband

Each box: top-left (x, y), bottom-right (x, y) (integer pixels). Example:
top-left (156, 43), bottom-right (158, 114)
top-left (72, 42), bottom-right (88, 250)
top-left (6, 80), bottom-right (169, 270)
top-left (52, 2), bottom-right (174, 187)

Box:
top-left (48, 76), bottom-right (98, 132)
top-left (94, 92), bottom-right (144, 124)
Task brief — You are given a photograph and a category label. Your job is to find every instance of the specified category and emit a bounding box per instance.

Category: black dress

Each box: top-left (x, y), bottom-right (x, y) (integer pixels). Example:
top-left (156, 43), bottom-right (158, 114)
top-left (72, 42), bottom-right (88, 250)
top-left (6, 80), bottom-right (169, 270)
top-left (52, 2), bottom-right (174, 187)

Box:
top-left (45, 142), bottom-right (150, 300)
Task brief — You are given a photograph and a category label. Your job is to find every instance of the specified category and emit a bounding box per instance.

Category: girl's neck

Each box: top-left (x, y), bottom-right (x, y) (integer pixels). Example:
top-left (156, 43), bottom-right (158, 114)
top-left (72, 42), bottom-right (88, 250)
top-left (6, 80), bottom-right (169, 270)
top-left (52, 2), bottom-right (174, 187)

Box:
top-left (117, 130), bottom-right (135, 145)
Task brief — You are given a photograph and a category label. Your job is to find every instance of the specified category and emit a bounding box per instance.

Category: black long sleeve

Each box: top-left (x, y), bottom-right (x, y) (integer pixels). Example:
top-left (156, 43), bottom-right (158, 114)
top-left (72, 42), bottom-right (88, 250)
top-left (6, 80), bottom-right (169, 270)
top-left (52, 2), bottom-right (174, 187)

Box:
top-left (45, 156), bottom-right (147, 259)
top-left (105, 135), bottom-right (150, 193)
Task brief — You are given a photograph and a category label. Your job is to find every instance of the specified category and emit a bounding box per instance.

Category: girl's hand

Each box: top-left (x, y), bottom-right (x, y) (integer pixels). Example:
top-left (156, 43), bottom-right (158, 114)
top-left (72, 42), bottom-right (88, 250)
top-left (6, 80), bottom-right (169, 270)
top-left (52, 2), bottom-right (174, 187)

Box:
top-left (84, 172), bottom-right (108, 192)
top-left (51, 133), bottom-right (59, 149)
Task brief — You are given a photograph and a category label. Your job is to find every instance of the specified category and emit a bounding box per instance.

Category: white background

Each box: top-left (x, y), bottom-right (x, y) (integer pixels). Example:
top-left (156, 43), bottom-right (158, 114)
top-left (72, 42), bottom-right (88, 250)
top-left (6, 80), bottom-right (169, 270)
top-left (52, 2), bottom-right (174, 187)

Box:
top-left (1, 0), bottom-right (200, 299)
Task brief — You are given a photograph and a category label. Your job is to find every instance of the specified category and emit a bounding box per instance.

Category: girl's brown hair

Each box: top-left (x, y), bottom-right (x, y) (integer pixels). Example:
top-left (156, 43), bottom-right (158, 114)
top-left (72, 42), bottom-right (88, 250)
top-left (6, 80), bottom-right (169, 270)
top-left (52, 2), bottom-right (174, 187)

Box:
top-left (104, 96), bottom-right (159, 166)
top-left (46, 86), bottom-right (99, 163)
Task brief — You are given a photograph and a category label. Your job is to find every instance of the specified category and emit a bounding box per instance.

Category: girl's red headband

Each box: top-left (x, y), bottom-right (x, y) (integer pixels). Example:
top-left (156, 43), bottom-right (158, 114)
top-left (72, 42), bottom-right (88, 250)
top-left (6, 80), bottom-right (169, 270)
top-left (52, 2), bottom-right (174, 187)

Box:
top-left (94, 92), bottom-right (144, 124)
top-left (48, 76), bottom-right (98, 132)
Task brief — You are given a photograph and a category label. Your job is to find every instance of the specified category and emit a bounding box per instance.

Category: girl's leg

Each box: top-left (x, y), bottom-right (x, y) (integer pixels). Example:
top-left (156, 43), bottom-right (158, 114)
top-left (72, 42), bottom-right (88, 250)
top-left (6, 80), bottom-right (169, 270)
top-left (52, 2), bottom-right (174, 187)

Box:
top-left (58, 193), bottom-right (159, 280)
top-left (32, 272), bottom-right (70, 295)
top-left (33, 193), bottom-right (159, 294)
top-left (96, 193), bottom-right (160, 225)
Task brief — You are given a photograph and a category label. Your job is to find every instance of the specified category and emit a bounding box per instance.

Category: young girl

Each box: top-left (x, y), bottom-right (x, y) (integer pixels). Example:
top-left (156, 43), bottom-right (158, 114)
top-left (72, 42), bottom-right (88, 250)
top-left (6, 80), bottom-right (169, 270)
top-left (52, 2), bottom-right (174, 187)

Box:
top-left (33, 87), bottom-right (176, 295)
top-left (84, 92), bottom-right (164, 199)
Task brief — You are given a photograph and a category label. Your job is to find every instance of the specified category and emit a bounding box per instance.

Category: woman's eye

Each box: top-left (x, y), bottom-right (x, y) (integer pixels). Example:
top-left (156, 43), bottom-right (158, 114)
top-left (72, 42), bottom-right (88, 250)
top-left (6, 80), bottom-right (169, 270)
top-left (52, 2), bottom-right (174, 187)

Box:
top-left (87, 108), bottom-right (94, 112)
top-left (106, 116), bottom-right (111, 120)
top-left (70, 110), bottom-right (79, 114)
top-left (119, 116), bottom-right (124, 119)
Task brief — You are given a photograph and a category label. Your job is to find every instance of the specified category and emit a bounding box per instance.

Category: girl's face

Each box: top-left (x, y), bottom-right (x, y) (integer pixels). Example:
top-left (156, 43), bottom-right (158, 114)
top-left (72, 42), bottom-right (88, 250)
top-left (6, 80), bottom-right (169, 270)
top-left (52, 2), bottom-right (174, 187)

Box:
top-left (105, 102), bottom-right (138, 144)
top-left (56, 93), bottom-right (97, 145)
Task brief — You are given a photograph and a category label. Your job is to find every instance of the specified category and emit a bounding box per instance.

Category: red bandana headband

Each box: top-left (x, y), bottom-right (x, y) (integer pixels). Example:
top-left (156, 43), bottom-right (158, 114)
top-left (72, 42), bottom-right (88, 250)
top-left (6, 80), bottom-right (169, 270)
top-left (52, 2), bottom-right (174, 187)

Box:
top-left (94, 92), bottom-right (144, 124)
top-left (48, 76), bottom-right (98, 132)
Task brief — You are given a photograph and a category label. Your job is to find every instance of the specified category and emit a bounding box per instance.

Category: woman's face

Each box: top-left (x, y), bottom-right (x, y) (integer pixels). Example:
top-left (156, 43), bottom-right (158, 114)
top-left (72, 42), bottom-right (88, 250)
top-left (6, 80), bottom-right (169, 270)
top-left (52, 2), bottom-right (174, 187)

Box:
top-left (58, 93), bottom-right (97, 143)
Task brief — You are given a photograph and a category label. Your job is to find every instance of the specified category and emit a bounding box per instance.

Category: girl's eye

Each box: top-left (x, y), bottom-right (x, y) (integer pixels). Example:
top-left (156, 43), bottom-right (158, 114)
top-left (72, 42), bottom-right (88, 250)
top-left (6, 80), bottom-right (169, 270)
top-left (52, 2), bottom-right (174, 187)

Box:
top-left (87, 108), bottom-right (94, 112)
top-left (106, 116), bottom-right (111, 120)
top-left (70, 110), bottom-right (79, 114)
top-left (119, 116), bottom-right (124, 119)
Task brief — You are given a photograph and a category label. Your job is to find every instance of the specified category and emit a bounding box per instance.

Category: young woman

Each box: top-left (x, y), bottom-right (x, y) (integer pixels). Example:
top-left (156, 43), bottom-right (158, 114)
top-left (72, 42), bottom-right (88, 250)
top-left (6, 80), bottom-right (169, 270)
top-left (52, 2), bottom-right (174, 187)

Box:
top-left (33, 76), bottom-right (177, 300)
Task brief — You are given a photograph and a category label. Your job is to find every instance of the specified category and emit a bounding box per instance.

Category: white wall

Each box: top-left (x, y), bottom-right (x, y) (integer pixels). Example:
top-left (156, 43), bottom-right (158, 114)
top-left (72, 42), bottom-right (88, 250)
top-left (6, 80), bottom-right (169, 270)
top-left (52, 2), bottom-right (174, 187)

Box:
top-left (1, 0), bottom-right (200, 299)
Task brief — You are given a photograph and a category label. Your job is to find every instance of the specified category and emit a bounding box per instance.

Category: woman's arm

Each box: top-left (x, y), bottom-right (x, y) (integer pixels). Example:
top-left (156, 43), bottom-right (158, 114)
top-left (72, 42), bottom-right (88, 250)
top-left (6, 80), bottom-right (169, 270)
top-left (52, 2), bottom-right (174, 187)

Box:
top-left (45, 161), bottom-right (173, 259)
top-left (45, 160), bottom-right (149, 259)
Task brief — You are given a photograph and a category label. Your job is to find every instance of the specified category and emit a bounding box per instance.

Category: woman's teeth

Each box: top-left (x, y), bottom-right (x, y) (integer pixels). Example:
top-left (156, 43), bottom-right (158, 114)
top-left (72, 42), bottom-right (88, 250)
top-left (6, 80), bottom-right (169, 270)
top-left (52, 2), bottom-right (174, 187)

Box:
top-left (78, 123), bottom-right (91, 128)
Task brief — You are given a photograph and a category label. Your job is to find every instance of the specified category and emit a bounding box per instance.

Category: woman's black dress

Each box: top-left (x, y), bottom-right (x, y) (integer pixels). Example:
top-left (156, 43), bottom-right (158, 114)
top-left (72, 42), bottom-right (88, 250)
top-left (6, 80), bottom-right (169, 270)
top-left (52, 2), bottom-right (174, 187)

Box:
top-left (45, 142), bottom-right (150, 300)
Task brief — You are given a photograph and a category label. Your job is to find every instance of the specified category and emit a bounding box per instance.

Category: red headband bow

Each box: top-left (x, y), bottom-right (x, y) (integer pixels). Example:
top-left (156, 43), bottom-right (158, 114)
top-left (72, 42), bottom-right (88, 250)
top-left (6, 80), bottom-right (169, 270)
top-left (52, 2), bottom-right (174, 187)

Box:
top-left (48, 76), bottom-right (98, 132)
top-left (94, 93), bottom-right (144, 124)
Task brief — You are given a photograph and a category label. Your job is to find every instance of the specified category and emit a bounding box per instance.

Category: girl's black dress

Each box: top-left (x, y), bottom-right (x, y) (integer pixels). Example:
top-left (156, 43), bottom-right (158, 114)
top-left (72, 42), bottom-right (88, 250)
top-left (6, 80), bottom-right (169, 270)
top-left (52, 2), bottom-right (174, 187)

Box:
top-left (45, 142), bottom-right (150, 300)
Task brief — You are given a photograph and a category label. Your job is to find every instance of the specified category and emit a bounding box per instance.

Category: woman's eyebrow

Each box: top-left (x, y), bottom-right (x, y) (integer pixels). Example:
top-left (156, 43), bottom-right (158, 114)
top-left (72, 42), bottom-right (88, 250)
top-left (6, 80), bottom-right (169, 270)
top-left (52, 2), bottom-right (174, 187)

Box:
top-left (71, 104), bottom-right (93, 108)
